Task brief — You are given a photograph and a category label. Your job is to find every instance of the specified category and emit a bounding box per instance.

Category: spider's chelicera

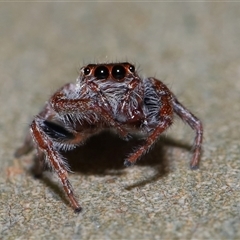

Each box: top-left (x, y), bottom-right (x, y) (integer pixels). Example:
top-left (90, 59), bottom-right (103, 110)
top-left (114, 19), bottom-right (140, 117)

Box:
top-left (15, 62), bottom-right (203, 213)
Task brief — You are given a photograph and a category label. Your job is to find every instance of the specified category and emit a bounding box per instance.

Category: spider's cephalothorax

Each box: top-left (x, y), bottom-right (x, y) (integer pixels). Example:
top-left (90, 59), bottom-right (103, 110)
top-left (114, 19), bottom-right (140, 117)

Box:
top-left (15, 62), bottom-right (203, 213)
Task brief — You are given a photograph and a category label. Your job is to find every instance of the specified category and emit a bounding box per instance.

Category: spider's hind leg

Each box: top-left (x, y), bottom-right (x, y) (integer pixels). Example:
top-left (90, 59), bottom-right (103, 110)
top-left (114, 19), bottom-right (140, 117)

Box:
top-left (172, 97), bottom-right (203, 169)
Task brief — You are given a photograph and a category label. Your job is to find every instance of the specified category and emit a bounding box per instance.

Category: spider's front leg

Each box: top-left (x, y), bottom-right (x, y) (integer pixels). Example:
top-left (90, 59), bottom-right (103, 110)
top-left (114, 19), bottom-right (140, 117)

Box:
top-left (50, 85), bottom-right (129, 139)
top-left (125, 78), bottom-right (203, 169)
top-left (124, 79), bottom-right (174, 167)
top-left (30, 116), bottom-right (82, 212)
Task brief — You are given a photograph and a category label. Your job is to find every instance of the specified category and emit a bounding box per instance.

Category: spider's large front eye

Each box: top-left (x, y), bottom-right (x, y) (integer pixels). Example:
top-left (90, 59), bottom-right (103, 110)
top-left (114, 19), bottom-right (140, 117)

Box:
top-left (112, 65), bottom-right (126, 80)
top-left (94, 66), bottom-right (109, 79)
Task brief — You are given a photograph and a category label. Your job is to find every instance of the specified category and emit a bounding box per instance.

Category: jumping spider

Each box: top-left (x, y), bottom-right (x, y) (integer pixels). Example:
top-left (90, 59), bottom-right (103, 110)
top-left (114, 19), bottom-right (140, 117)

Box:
top-left (15, 62), bottom-right (203, 212)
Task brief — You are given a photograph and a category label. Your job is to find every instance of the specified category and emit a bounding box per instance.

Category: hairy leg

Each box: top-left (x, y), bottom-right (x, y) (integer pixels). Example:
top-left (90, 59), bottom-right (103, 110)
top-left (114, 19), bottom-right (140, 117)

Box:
top-left (172, 97), bottom-right (203, 169)
top-left (30, 116), bottom-right (82, 212)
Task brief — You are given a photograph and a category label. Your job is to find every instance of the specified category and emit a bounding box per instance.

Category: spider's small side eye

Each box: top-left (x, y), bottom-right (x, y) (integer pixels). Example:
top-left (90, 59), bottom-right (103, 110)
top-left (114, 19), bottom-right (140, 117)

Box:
top-left (84, 67), bottom-right (91, 75)
top-left (129, 65), bottom-right (135, 73)
top-left (94, 66), bottom-right (109, 79)
top-left (112, 65), bottom-right (126, 80)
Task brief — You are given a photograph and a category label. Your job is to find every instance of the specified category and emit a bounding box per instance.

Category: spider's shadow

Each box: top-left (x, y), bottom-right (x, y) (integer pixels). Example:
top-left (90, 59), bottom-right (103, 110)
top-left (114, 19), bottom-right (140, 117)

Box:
top-left (63, 131), bottom-right (191, 185)
top-left (65, 131), bottom-right (163, 174)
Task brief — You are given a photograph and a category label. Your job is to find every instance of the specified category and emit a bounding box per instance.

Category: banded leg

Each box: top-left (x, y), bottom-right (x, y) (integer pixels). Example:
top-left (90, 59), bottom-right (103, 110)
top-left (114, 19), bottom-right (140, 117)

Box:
top-left (124, 86), bottom-right (173, 166)
top-left (31, 117), bottom-right (82, 212)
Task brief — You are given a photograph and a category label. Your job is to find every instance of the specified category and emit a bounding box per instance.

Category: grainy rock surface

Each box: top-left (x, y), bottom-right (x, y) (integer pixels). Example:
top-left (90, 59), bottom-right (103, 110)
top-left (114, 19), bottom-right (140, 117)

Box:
top-left (1, 3), bottom-right (240, 239)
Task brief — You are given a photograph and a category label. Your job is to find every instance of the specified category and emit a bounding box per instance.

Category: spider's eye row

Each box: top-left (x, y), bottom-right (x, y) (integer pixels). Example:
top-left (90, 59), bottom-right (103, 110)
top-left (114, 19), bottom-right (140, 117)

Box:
top-left (112, 65), bottom-right (126, 80)
top-left (94, 66), bottom-right (109, 79)
top-left (84, 67), bottom-right (91, 75)
top-left (84, 63), bottom-right (135, 80)
top-left (129, 64), bottom-right (135, 73)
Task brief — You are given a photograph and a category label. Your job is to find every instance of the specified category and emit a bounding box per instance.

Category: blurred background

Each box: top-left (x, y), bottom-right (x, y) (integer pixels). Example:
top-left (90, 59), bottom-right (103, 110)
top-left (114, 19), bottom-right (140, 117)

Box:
top-left (0, 2), bottom-right (240, 239)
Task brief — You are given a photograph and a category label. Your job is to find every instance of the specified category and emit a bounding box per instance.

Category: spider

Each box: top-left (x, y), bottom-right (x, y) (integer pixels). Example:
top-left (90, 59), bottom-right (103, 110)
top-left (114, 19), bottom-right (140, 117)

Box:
top-left (15, 62), bottom-right (203, 213)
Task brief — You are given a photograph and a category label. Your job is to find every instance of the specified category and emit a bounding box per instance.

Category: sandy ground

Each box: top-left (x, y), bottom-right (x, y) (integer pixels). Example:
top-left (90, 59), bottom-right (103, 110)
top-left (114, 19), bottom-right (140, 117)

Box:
top-left (0, 2), bottom-right (240, 239)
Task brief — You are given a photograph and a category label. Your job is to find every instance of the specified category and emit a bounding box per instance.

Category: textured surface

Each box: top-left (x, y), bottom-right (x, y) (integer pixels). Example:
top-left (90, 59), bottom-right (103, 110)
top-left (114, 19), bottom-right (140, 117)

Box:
top-left (1, 3), bottom-right (240, 239)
